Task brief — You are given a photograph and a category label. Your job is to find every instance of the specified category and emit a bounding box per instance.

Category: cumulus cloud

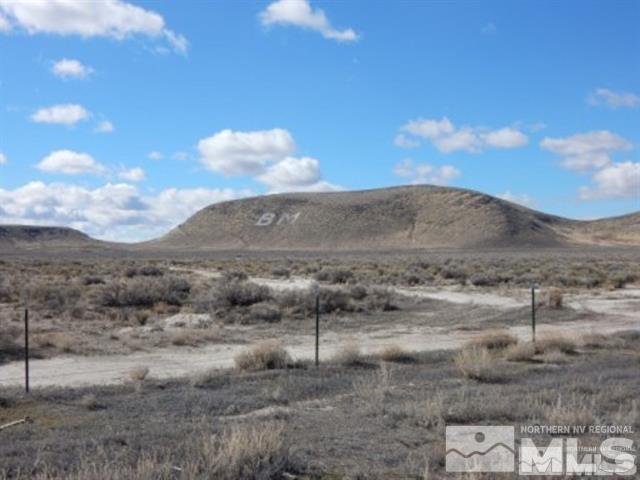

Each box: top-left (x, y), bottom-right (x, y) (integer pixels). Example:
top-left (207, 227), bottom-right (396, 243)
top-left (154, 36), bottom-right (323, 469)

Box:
top-left (540, 130), bottom-right (632, 171)
top-left (118, 167), bottom-right (145, 182)
top-left (498, 191), bottom-right (536, 208)
top-left (94, 120), bottom-right (114, 133)
top-left (258, 156), bottom-right (319, 187)
top-left (0, 181), bottom-right (250, 241)
top-left (0, 152), bottom-right (6, 165)
top-left (393, 159), bottom-right (461, 186)
top-left (578, 162), bottom-right (640, 200)
top-left (51, 58), bottom-right (92, 79)
top-left (483, 127), bottom-right (529, 148)
top-left (393, 133), bottom-right (420, 149)
top-left (260, 0), bottom-right (358, 42)
top-left (198, 128), bottom-right (339, 192)
top-left (198, 128), bottom-right (296, 175)
top-left (256, 156), bottom-right (340, 192)
top-left (587, 88), bottom-right (640, 110)
top-left (0, 11), bottom-right (10, 31)
top-left (37, 150), bottom-right (107, 175)
top-left (147, 151), bottom-right (164, 160)
top-left (31, 103), bottom-right (90, 125)
top-left (398, 117), bottom-right (528, 153)
top-left (0, 0), bottom-right (187, 53)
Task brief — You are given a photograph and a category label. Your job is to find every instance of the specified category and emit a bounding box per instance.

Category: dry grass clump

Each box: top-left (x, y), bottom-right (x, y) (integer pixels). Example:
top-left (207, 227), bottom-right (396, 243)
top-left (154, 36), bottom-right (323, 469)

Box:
top-left (15, 422), bottom-right (290, 480)
top-left (468, 330), bottom-right (518, 351)
top-left (546, 287), bottom-right (563, 309)
top-left (129, 365), bottom-right (150, 382)
top-left (33, 332), bottom-right (75, 353)
top-left (353, 361), bottom-right (393, 405)
top-left (234, 341), bottom-right (291, 371)
top-left (538, 350), bottom-right (571, 364)
top-left (454, 347), bottom-right (501, 382)
top-left (388, 393), bottom-right (446, 430)
top-left (180, 422), bottom-right (289, 480)
top-left (168, 328), bottom-right (220, 347)
top-left (536, 335), bottom-right (577, 354)
top-left (542, 394), bottom-right (598, 426)
top-left (581, 332), bottom-right (610, 349)
top-left (379, 345), bottom-right (417, 363)
top-left (504, 341), bottom-right (536, 362)
top-left (331, 343), bottom-right (369, 367)
top-left (78, 393), bottom-right (100, 410)
top-left (169, 330), bottom-right (199, 347)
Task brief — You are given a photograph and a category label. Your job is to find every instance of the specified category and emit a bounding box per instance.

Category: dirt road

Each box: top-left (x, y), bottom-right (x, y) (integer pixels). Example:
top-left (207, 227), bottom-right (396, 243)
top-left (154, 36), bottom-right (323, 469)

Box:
top-left (0, 273), bottom-right (638, 389)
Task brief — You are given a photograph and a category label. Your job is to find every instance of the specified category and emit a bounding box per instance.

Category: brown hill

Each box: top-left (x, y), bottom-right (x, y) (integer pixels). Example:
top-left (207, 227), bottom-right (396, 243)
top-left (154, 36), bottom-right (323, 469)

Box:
top-left (148, 186), bottom-right (640, 251)
top-left (0, 225), bottom-right (101, 250)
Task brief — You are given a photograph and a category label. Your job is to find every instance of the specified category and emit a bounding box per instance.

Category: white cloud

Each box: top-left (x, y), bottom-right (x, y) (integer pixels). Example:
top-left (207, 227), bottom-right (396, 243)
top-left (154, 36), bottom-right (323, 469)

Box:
top-left (118, 167), bottom-right (145, 182)
top-left (435, 127), bottom-right (483, 153)
top-left (94, 120), bottom-right (114, 133)
top-left (0, 152), bottom-right (6, 165)
top-left (398, 117), bottom-right (528, 153)
top-left (393, 159), bottom-right (461, 186)
top-left (256, 156), bottom-right (340, 192)
top-left (260, 0), bottom-right (358, 42)
top-left (258, 156), bottom-right (320, 188)
top-left (540, 130), bottom-right (632, 171)
top-left (0, 12), bottom-right (10, 32)
top-left (31, 103), bottom-right (90, 125)
top-left (37, 150), bottom-right (106, 175)
top-left (148, 151), bottom-right (164, 160)
top-left (393, 133), bottom-right (420, 149)
top-left (0, 181), bottom-right (250, 242)
top-left (0, 0), bottom-right (187, 53)
top-left (51, 58), bottom-right (92, 79)
top-left (402, 117), bottom-right (454, 140)
top-left (587, 88), bottom-right (640, 110)
top-left (498, 191), bottom-right (536, 208)
top-left (198, 128), bottom-right (296, 175)
top-left (579, 162), bottom-right (640, 200)
top-left (482, 127), bottom-right (529, 149)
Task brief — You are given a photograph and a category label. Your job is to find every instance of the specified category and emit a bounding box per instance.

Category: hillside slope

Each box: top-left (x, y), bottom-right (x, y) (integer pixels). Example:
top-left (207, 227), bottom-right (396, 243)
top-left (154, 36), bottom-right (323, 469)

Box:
top-left (149, 185), bottom-right (638, 251)
top-left (0, 225), bottom-right (102, 250)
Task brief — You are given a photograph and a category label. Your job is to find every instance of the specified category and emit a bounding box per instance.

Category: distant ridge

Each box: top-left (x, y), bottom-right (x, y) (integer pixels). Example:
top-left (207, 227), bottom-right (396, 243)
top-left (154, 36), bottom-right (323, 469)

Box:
top-left (147, 185), bottom-right (640, 251)
top-left (2, 186), bottom-right (638, 252)
top-left (0, 225), bottom-right (100, 250)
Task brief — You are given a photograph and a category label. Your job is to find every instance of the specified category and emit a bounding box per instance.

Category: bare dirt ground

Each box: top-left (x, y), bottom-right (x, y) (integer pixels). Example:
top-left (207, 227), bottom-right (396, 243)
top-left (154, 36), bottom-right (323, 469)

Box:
top-left (1, 267), bottom-right (638, 388)
top-left (1, 251), bottom-right (640, 479)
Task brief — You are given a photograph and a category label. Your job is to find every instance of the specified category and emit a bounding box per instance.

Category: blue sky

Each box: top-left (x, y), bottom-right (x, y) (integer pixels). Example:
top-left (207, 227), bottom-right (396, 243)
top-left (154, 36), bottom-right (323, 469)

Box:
top-left (0, 0), bottom-right (638, 241)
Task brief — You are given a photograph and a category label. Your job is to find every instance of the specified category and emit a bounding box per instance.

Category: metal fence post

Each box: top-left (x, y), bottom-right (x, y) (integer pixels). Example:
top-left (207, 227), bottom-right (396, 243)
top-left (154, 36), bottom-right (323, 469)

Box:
top-left (312, 284), bottom-right (320, 367)
top-left (315, 290), bottom-right (320, 367)
top-left (24, 308), bottom-right (29, 393)
top-left (531, 286), bottom-right (536, 343)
